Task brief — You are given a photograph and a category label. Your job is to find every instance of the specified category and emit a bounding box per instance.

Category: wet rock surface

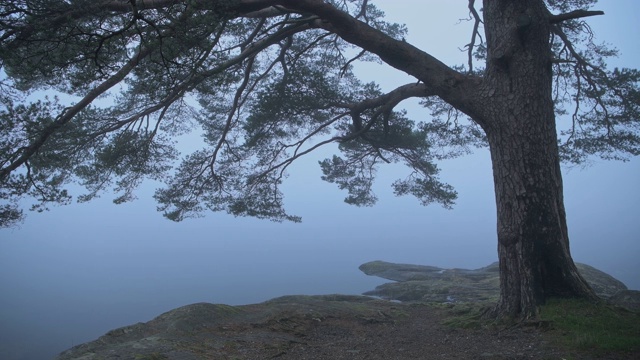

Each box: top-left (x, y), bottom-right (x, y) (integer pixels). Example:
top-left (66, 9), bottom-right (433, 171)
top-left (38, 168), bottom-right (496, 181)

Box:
top-left (359, 261), bottom-right (633, 307)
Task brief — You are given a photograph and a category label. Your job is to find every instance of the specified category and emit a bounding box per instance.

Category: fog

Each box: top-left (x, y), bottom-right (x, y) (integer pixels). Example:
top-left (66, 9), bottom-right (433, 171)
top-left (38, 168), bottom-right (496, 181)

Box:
top-left (1, 2), bottom-right (639, 359)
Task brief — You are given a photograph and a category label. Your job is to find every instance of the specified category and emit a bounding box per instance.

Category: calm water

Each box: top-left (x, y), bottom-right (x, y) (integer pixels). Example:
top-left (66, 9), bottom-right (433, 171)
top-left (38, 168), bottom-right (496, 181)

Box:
top-left (1, 153), bottom-right (637, 360)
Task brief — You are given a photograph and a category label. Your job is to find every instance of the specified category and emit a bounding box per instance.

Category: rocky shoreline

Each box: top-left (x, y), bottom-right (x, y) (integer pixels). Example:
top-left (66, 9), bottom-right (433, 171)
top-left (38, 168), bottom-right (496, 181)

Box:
top-left (55, 261), bottom-right (640, 359)
top-left (359, 260), bottom-right (637, 308)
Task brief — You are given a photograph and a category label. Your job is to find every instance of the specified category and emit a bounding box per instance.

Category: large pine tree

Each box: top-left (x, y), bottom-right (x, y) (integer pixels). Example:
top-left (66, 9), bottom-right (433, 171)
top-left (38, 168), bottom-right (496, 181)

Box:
top-left (1, 0), bottom-right (638, 317)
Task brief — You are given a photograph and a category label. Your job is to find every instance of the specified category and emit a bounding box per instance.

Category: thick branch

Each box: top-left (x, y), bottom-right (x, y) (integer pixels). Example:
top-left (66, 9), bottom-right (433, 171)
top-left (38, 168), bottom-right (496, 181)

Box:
top-left (336, 83), bottom-right (434, 143)
top-left (275, 0), bottom-right (481, 118)
top-left (349, 83), bottom-right (435, 113)
top-left (549, 10), bottom-right (604, 24)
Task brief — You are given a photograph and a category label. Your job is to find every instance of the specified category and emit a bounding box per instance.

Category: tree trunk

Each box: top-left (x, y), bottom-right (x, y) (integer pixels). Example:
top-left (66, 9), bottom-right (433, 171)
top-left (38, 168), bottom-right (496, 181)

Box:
top-left (487, 112), bottom-right (597, 318)
top-left (480, 0), bottom-right (596, 318)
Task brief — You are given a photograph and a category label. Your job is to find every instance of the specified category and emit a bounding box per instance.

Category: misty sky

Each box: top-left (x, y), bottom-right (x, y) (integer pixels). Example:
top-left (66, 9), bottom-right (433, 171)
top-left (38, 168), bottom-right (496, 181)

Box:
top-left (1, 1), bottom-right (639, 359)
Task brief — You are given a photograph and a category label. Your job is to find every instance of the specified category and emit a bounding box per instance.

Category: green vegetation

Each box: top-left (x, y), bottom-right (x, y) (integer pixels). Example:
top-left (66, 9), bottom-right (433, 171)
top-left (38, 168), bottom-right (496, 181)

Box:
top-left (539, 298), bottom-right (640, 355)
top-left (440, 298), bottom-right (640, 356)
top-left (440, 302), bottom-right (493, 330)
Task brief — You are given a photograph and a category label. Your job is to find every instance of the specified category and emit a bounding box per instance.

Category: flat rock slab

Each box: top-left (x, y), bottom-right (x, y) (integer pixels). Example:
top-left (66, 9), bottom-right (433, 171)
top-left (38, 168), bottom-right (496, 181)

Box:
top-left (359, 261), bottom-right (633, 306)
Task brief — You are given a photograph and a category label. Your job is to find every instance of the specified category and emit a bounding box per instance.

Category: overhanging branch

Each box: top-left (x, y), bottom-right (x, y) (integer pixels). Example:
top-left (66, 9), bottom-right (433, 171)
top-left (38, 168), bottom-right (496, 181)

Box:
top-left (275, 0), bottom-right (479, 116)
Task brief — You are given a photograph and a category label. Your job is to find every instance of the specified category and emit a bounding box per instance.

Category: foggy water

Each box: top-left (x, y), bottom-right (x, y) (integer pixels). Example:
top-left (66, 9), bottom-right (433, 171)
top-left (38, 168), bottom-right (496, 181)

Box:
top-left (0, 225), bottom-right (391, 359)
top-left (1, 152), bottom-right (638, 360)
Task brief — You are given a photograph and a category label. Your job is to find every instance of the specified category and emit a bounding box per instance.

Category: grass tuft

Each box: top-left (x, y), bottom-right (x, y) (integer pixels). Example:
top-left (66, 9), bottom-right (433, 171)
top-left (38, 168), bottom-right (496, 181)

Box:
top-left (440, 302), bottom-right (494, 329)
top-left (539, 297), bottom-right (640, 355)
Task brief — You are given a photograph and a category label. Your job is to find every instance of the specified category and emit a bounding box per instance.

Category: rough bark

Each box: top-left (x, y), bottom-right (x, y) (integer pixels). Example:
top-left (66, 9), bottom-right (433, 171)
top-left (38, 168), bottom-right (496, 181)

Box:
top-left (479, 0), bottom-right (597, 318)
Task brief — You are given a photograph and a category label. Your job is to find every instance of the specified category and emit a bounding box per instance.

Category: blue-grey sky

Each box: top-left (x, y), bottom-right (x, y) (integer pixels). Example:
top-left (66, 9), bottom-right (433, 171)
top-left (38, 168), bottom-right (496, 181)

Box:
top-left (1, 1), bottom-right (639, 359)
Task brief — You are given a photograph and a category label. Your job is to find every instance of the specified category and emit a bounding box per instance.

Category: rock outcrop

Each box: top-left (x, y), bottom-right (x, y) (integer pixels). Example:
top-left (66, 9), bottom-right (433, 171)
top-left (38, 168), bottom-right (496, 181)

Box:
top-left (608, 290), bottom-right (640, 311)
top-left (54, 295), bottom-right (400, 360)
top-left (55, 261), bottom-right (637, 359)
top-left (359, 260), bottom-right (635, 307)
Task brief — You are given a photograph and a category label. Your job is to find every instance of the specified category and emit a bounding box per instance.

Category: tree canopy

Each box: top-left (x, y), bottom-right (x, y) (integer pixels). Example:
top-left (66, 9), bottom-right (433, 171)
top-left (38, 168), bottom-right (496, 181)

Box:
top-left (0, 0), bottom-right (638, 228)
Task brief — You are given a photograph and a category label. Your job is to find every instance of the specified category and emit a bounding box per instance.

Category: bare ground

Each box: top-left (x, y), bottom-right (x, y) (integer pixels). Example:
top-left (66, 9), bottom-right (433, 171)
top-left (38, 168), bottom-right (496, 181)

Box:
top-left (265, 303), bottom-right (561, 360)
top-left (199, 298), bottom-right (636, 360)
top-left (55, 295), bottom-right (639, 360)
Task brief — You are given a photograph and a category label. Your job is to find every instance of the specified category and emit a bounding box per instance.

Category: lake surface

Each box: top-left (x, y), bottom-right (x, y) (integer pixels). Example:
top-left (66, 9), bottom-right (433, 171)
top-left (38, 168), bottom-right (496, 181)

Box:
top-left (0, 229), bottom-right (395, 359)
top-left (1, 152), bottom-right (637, 360)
